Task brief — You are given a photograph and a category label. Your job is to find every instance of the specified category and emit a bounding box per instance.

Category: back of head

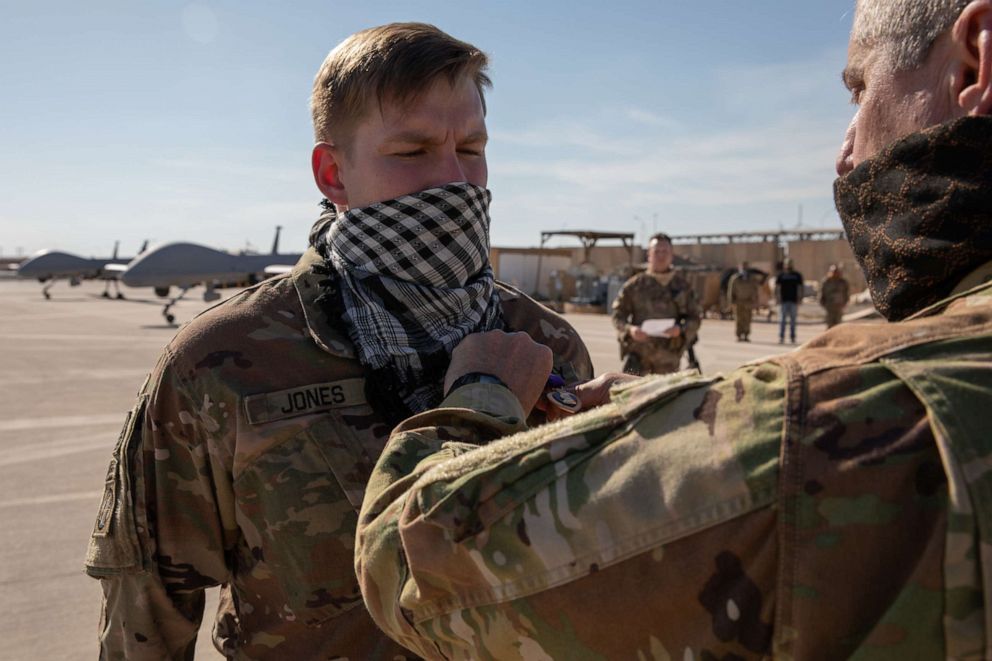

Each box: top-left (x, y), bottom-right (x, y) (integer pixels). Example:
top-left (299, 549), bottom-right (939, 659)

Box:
top-left (310, 23), bottom-right (491, 150)
top-left (853, 0), bottom-right (969, 70)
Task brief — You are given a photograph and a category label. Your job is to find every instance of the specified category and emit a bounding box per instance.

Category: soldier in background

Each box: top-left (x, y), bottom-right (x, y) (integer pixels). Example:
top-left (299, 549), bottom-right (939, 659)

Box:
top-left (611, 233), bottom-right (701, 375)
top-left (83, 23), bottom-right (592, 660)
top-left (728, 260), bottom-right (759, 341)
top-left (819, 263), bottom-right (850, 327)
top-left (355, 1), bottom-right (992, 658)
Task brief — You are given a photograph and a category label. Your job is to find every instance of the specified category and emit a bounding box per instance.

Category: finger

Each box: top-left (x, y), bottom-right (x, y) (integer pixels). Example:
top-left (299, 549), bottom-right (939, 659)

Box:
top-left (574, 374), bottom-right (639, 409)
top-left (507, 343), bottom-right (553, 414)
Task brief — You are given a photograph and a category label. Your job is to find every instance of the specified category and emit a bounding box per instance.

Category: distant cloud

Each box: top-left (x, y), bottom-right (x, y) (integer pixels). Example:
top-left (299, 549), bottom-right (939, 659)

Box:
top-left (492, 121), bottom-right (642, 156)
top-left (622, 107), bottom-right (682, 130)
top-left (714, 47), bottom-right (849, 121)
top-left (493, 112), bottom-right (843, 203)
top-left (152, 156), bottom-right (305, 184)
top-left (487, 48), bottom-right (852, 245)
top-left (182, 4), bottom-right (219, 45)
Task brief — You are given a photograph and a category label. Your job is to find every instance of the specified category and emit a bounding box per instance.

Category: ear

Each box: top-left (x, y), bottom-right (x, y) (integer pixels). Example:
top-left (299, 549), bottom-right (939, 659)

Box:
top-left (311, 143), bottom-right (349, 207)
top-left (953, 0), bottom-right (992, 115)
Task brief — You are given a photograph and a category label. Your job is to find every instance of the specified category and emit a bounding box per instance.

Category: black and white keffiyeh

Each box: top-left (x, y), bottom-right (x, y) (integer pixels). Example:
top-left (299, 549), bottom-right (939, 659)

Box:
top-left (315, 182), bottom-right (504, 418)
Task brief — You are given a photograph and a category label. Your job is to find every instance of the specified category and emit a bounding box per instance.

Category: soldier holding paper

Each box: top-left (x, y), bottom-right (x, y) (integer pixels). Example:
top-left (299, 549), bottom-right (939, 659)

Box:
top-left (611, 233), bottom-right (701, 374)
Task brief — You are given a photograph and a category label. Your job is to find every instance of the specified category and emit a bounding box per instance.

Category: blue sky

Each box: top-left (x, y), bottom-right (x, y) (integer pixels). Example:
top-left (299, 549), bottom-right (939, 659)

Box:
top-left (0, 1), bottom-right (857, 258)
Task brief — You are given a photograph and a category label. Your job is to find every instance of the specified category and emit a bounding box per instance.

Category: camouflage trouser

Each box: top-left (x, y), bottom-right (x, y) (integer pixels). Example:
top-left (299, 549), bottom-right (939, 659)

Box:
top-left (621, 347), bottom-right (681, 376)
top-left (825, 305), bottom-right (844, 328)
top-left (734, 304), bottom-right (753, 338)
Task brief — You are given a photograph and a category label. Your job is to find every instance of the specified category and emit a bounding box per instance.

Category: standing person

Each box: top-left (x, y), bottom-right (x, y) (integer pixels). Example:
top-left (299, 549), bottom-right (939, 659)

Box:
top-left (83, 23), bottom-right (592, 660)
top-left (727, 261), bottom-right (759, 341)
top-left (355, 1), bottom-right (992, 659)
top-left (819, 263), bottom-right (851, 327)
top-left (611, 233), bottom-right (701, 375)
top-left (774, 257), bottom-right (804, 343)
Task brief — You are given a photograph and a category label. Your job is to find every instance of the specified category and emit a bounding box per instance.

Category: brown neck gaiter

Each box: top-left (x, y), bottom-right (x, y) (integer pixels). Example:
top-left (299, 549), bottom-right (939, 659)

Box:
top-left (833, 115), bottom-right (992, 321)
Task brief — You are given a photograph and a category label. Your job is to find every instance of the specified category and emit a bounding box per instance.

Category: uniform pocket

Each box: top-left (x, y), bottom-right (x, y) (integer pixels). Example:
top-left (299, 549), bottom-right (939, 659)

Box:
top-left (234, 412), bottom-right (373, 627)
top-left (85, 395), bottom-right (148, 577)
top-left (308, 407), bottom-right (388, 510)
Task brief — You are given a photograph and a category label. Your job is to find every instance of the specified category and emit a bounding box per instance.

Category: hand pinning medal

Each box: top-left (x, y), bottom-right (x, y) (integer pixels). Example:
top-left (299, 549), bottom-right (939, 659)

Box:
top-left (544, 374), bottom-right (582, 414)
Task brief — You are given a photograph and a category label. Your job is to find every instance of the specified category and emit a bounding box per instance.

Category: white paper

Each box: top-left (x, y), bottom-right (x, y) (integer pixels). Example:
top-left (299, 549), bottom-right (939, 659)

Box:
top-left (641, 318), bottom-right (677, 337)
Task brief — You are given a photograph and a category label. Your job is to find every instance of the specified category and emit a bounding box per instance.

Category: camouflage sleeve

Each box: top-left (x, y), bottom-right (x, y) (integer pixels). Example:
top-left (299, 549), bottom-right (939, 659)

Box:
top-left (526, 294), bottom-right (594, 384)
top-left (680, 280), bottom-right (702, 345)
top-left (85, 349), bottom-right (234, 660)
top-left (357, 365), bottom-right (787, 659)
top-left (728, 274), bottom-right (738, 304)
top-left (496, 283), bottom-right (594, 384)
top-left (610, 278), bottom-right (635, 337)
top-left (357, 383), bottom-right (529, 657)
top-left (555, 317), bottom-right (594, 383)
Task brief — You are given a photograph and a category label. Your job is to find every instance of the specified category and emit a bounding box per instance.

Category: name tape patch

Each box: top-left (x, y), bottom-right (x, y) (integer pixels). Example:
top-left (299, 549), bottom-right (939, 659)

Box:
top-left (245, 378), bottom-right (366, 424)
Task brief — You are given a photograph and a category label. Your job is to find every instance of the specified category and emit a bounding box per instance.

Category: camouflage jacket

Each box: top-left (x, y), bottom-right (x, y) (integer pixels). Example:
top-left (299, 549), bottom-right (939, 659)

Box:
top-left (611, 271), bottom-right (701, 353)
top-left (728, 271), bottom-right (760, 305)
top-left (84, 247), bottom-right (592, 660)
top-left (819, 275), bottom-right (850, 308)
top-left (356, 262), bottom-right (992, 660)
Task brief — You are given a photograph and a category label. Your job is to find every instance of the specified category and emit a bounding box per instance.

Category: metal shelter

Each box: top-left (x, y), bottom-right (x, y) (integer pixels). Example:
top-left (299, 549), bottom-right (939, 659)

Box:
top-left (535, 230), bottom-right (636, 298)
top-left (669, 228), bottom-right (846, 244)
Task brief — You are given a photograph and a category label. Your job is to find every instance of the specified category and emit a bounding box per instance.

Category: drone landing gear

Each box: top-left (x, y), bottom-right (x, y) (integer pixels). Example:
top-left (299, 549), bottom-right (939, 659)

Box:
top-left (101, 279), bottom-right (126, 300)
top-left (162, 286), bottom-right (190, 325)
top-left (42, 281), bottom-right (54, 300)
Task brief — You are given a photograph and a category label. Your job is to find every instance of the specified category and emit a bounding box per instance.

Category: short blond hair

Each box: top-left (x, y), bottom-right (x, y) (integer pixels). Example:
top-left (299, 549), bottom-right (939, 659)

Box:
top-left (853, 0), bottom-right (969, 70)
top-left (310, 23), bottom-right (491, 148)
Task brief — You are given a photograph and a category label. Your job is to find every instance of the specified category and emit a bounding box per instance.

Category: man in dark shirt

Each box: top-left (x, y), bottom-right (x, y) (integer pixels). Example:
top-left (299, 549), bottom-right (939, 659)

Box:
top-left (774, 258), bottom-right (804, 343)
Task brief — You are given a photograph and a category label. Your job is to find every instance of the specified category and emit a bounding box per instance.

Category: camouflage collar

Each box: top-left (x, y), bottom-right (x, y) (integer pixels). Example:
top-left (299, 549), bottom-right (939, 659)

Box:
top-left (291, 247), bottom-right (356, 359)
top-left (290, 245), bottom-right (526, 361)
top-left (647, 270), bottom-right (677, 286)
top-left (908, 260), bottom-right (992, 321)
top-left (949, 260), bottom-right (992, 298)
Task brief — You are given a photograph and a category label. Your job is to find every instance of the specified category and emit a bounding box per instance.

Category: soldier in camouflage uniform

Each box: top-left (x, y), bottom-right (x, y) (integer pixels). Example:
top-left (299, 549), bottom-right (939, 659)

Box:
top-left (355, 2), bottom-right (992, 658)
top-left (611, 233), bottom-right (701, 375)
top-left (84, 23), bottom-right (592, 660)
top-left (728, 261), bottom-right (759, 341)
top-left (819, 263), bottom-right (850, 327)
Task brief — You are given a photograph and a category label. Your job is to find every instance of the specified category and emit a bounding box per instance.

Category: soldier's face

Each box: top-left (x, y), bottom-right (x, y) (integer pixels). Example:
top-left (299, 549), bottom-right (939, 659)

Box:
top-left (647, 239), bottom-right (673, 273)
top-left (836, 38), bottom-right (955, 177)
top-left (832, 0), bottom-right (992, 179)
top-left (313, 75), bottom-right (488, 209)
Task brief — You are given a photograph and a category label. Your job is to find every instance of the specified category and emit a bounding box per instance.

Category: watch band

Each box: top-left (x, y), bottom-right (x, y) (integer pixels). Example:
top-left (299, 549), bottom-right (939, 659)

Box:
top-left (445, 372), bottom-right (507, 397)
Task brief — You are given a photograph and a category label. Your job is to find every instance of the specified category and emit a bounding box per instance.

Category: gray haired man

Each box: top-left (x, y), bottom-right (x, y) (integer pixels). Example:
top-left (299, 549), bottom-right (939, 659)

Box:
top-left (355, 2), bottom-right (992, 659)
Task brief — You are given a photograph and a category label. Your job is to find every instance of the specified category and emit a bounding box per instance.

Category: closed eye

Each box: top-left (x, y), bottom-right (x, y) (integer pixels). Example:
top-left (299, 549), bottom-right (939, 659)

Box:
top-left (842, 67), bottom-right (864, 106)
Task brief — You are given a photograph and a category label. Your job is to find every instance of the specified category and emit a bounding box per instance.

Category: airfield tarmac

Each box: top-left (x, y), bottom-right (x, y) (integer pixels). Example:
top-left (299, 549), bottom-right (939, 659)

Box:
top-left (0, 278), bottom-right (827, 659)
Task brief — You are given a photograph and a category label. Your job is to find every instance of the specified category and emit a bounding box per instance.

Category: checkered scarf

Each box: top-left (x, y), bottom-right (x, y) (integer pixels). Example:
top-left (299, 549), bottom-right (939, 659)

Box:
top-left (316, 182), bottom-right (504, 416)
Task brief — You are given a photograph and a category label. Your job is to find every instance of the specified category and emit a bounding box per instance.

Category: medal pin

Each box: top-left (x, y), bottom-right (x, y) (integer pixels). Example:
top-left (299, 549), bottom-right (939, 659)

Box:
top-left (545, 374), bottom-right (581, 414)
